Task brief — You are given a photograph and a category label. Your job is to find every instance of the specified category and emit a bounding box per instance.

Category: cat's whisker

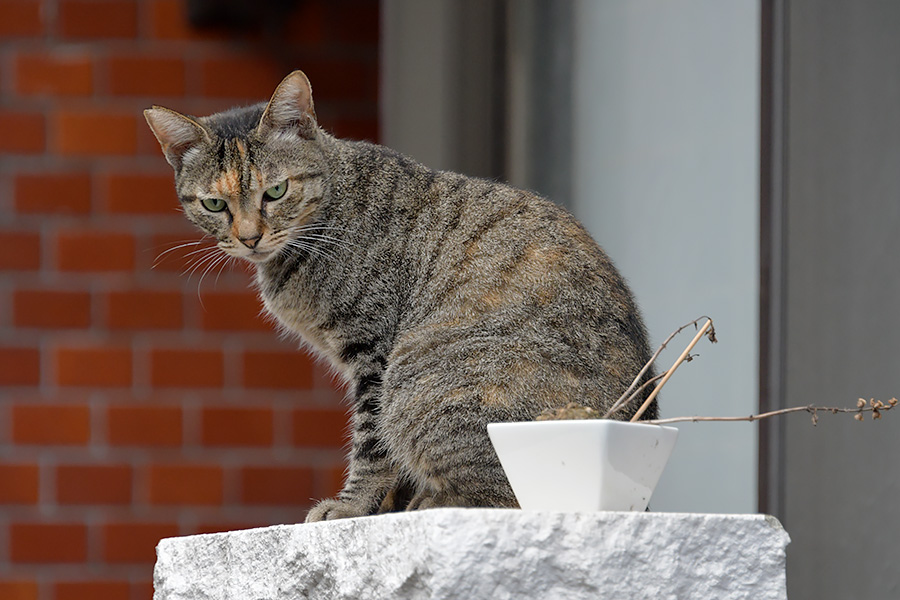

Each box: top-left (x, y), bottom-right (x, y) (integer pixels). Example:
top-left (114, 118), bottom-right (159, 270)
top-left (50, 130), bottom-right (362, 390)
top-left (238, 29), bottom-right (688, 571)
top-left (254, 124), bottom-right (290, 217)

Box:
top-left (183, 247), bottom-right (223, 279)
top-left (182, 247), bottom-right (218, 274)
top-left (193, 252), bottom-right (232, 308)
top-left (288, 226), bottom-right (356, 243)
top-left (296, 231), bottom-right (357, 247)
top-left (289, 223), bottom-right (350, 234)
top-left (197, 252), bottom-right (231, 291)
top-left (214, 255), bottom-right (237, 286)
top-left (184, 244), bottom-right (223, 258)
top-left (295, 232), bottom-right (357, 248)
top-left (285, 239), bottom-right (338, 262)
top-left (152, 239), bottom-right (210, 269)
top-left (290, 238), bottom-right (354, 258)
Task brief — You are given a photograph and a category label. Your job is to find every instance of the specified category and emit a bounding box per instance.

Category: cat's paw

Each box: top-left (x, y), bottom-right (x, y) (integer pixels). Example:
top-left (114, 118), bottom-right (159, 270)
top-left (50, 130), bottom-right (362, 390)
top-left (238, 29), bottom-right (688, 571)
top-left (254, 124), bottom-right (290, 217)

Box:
top-left (305, 498), bottom-right (369, 522)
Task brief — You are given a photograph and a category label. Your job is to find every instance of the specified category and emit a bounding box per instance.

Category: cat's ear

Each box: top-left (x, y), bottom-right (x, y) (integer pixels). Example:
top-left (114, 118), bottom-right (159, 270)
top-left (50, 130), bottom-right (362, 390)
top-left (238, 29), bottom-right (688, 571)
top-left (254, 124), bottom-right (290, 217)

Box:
top-left (144, 106), bottom-right (211, 170)
top-left (257, 70), bottom-right (318, 140)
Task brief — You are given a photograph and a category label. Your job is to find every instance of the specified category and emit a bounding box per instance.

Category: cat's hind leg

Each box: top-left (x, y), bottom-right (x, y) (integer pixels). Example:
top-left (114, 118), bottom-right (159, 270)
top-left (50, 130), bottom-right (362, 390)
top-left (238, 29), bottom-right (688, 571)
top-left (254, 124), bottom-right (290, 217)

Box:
top-left (381, 337), bottom-right (580, 512)
top-left (383, 387), bottom-right (522, 511)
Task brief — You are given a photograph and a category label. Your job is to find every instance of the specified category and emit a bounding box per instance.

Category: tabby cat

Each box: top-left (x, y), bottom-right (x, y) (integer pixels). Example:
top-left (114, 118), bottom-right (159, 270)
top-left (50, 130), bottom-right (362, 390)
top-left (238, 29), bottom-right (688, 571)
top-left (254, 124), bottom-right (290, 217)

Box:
top-left (145, 71), bottom-right (657, 522)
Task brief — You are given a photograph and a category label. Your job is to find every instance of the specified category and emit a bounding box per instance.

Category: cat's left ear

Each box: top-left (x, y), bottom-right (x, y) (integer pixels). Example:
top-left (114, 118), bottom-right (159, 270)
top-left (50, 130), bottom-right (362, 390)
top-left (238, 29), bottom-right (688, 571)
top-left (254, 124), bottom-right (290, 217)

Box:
top-left (144, 106), bottom-right (211, 171)
top-left (257, 70), bottom-right (318, 140)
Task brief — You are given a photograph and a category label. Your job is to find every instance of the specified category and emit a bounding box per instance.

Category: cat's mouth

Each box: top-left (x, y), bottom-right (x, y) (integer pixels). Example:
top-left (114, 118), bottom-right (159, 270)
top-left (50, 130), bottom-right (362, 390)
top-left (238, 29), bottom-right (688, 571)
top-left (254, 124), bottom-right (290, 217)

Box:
top-left (221, 242), bottom-right (278, 263)
top-left (242, 247), bottom-right (277, 263)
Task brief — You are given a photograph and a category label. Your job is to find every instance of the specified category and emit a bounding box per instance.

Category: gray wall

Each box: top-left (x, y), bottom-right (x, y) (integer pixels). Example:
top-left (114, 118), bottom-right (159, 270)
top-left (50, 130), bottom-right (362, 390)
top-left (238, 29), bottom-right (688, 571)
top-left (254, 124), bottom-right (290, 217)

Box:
top-left (780, 1), bottom-right (900, 597)
top-left (381, 0), bottom-right (505, 179)
top-left (571, 0), bottom-right (760, 513)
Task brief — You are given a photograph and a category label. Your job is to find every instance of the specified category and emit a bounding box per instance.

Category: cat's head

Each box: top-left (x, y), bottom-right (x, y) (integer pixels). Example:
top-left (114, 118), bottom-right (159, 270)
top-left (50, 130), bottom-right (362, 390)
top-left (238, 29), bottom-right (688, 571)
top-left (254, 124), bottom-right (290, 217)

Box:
top-left (145, 70), bottom-right (327, 264)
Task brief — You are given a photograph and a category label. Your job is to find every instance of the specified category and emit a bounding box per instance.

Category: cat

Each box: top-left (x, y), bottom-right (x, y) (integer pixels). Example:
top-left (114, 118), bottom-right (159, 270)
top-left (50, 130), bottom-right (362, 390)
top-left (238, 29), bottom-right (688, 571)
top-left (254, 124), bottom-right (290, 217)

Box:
top-left (144, 70), bottom-right (657, 522)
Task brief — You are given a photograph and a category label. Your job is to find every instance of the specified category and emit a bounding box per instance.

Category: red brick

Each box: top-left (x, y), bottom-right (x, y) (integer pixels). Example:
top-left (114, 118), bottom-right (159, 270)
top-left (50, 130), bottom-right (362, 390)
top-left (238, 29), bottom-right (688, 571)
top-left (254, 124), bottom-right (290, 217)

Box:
top-left (332, 116), bottom-right (379, 143)
top-left (300, 59), bottom-right (374, 103)
top-left (10, 523), bottom-right (87, 563)
top-left (284, 0), bottom-right (326, 46)
top-left (108, 55), bottom-right (185, 96)
top-left (148, 464), bottom-right (223, 505)
top-left (102, 522), bottom-right (179, 563)
top-left (328, 0), bottom-right (379, 46)
top-left (14, 289), bottom-right (91, 328)
top-left (149, 0), bottom-right (221, 40)
top-left (0, 581), bottom-right (39, 600)
top-left (240, 466), bottom-right (314, 505)
top-left (243, 351), bottom-right (315, 389)
top-left (0, 347), bottom-right (40, 385)
top-left (54, 111), bottom-right (137, 155)
top-left (14, 172), bottom-right (92, 214)
top-left (292, 409), bottom-right (348, 448)
top-left (107, 404), bottom-right (182, 446)
top-left (101, 172), bottom-right (178, 214)
top-left (198, 56), bottom-right (283, 99)
top-left (57, 464), bottom-right (132, 504)
top-left (16, 52), bottom-right (93, 96)
top-left (13, 404), bottom-right (90, 445)
top-left (58, 0), bottom-right (137, 38)
top-left (150, 349), bottom-right (223, 387)
top-left (0, 1), bottom-right (43, 37)
top-left (0, 464), bottom-right (40, 504)
top-left (320, 465), bottom-right (346, 498)
top-left (202, 407), bottom-right (273, 446)
top-left (56, 230), bottom-right (135, 271)
top-left (55, 581), bottom-right (130, 600)
top-left (55, 345), bottom-right (132, 387)
top-left (107, 289), bottom-right (182, 329)
top-left (199, 291), bottom-right (270, 331)
top-left (0, 232), bottom-right (41, 270)
top-left (131, 582), bottom-right (155, 600)
top-left (0, 111), bottom-right (44, 154)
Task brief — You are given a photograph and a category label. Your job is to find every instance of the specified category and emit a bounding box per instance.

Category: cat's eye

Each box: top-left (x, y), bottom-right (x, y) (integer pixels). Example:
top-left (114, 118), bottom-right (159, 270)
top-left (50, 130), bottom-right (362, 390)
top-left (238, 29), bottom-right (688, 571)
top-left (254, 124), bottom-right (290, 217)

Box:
top-left (264, 181), bottom-right (288, 201)
top-left (201, 197), bottom-right (227, 212)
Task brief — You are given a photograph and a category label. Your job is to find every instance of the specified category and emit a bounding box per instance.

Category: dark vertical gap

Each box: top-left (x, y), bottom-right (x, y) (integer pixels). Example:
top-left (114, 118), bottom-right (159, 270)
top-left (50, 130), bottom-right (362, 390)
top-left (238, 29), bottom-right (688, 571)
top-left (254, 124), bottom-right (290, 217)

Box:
top-left (491, 0), bottom-right (509, 182)
top-left (758, 0), bottom-right (789, 520)
top-left (531, 0), bottom-right (573, 209)
top-left (452, 0), bottom-right (508, 181)
top-left (758, 0), bottom-right (774, 516)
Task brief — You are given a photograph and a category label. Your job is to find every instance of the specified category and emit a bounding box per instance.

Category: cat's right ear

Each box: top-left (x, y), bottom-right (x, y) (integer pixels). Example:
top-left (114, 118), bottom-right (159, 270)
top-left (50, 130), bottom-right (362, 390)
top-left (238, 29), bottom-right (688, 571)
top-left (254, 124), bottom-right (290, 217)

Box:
top-left (144, 106), bottom-right (211, 171)
top-left (257, 70), bottom-right (318, 140)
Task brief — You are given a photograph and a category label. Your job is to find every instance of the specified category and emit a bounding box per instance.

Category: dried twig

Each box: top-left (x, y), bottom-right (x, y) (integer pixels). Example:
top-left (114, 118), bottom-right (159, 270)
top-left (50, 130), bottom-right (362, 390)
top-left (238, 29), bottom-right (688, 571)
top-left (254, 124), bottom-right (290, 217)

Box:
top-left (647, 398), bottom-right (899, 426)
top-left (602, 314), bottom-right (895, 427)
top-left (630, 319), bottom-right (713, 422)
top-left (603, 316), bottom-right (716, 419)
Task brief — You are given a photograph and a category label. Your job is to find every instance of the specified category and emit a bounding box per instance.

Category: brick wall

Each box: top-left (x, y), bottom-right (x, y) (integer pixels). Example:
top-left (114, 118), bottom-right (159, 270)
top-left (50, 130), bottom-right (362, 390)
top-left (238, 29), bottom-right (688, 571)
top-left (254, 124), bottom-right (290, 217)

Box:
top-left (0, 1), bottom-right (379, 598)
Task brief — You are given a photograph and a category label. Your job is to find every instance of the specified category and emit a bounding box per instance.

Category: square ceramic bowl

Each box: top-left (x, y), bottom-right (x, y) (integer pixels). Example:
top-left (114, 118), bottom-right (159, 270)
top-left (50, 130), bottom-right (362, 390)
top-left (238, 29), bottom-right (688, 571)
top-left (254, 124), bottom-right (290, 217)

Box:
top-left (487, 419), bottom-right (678, 512)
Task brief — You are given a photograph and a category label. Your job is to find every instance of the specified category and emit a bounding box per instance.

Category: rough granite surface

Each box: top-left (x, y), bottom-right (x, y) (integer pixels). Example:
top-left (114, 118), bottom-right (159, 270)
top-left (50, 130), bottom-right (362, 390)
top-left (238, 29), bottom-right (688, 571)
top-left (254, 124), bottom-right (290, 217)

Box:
top-left (153, 508), bottom-right (790, 600)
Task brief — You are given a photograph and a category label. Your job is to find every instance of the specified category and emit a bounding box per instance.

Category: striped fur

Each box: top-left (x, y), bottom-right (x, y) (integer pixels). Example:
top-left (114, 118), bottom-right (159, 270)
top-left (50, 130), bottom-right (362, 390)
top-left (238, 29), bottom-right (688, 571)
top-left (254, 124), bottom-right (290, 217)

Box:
top-left (145, 71), bottom-right (657, 522)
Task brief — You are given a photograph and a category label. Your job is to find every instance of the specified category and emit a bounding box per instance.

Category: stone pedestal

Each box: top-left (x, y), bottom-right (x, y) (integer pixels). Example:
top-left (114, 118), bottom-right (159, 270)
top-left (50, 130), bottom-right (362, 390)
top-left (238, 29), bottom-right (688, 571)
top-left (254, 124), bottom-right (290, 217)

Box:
top-left (153, 508), bottom-right (789, 599)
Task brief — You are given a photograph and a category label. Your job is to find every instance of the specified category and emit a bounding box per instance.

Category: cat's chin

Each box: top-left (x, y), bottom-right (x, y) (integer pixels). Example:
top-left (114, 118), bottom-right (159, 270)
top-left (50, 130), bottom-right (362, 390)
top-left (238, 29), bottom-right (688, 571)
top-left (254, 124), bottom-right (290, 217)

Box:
top-left (224, 247), bottom-right (277, 264)
top-left (241, 250), bottom-right (278, 264)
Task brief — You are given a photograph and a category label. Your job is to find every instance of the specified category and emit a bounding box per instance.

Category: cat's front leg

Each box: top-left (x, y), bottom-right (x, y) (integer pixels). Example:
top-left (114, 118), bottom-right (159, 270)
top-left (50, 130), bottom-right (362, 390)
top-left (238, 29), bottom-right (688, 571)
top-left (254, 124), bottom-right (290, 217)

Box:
top-left (305, 371), bottom-right (395, 522)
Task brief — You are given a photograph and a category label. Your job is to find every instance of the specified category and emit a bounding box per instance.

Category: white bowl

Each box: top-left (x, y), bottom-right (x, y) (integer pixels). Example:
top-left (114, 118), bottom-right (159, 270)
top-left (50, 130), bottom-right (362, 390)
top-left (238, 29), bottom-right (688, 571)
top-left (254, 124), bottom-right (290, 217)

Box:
top-left (487, 419), bottom-right (678, 512)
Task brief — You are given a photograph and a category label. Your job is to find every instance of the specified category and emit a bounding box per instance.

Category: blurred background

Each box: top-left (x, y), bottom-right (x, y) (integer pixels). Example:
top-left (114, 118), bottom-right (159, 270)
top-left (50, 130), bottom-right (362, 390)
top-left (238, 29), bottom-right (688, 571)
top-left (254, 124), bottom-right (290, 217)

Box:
top-left (0, 0), bottom-right (375, 598)
top-left (1, 0), bottom-right (898, 598)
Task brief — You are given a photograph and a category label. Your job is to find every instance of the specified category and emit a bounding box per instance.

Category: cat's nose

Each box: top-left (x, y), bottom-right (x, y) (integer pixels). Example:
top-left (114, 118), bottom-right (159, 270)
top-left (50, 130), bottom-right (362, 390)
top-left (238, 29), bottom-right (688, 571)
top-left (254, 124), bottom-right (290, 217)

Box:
top-left (239, 235), bottom-right (262, 249)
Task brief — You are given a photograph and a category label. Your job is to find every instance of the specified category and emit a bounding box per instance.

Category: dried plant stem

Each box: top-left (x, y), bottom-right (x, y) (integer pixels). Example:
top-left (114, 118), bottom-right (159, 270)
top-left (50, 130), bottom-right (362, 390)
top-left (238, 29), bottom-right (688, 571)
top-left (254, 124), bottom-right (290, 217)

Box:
top-left (603, 316), bottom-right (714, 419)
top-left (646, 400), bottom-right (897, 425)
top-left (630, 319), bottom-right (713, 422)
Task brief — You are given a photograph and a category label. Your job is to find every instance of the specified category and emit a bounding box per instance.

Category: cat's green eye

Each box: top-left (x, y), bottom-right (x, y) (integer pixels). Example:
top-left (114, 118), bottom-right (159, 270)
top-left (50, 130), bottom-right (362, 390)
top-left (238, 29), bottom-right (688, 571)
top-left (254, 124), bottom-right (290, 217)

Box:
top-left (201, 197), bottom-right (227, 212)
top-left (264, 181), bottom-right (288, 201)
